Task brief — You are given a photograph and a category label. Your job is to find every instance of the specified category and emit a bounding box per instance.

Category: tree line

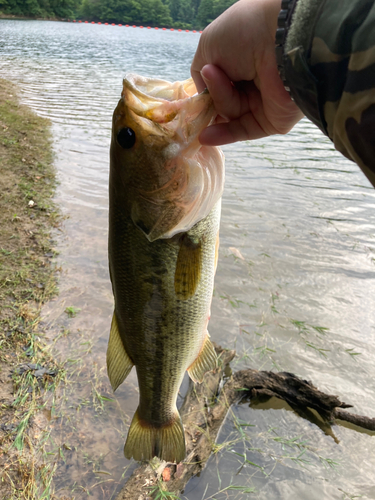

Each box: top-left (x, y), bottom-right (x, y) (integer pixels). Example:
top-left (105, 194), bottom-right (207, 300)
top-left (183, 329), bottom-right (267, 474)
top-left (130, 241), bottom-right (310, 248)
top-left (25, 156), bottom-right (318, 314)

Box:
top-left (0, 0), bottom-right (237, 29)
top-left (0, 0), bottom-right (81, 19)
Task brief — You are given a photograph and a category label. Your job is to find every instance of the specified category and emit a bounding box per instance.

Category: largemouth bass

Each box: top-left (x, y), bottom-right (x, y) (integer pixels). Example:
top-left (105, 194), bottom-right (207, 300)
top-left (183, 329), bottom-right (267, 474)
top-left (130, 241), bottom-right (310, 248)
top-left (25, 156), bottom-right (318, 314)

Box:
top-left (107, 74), bottom-right (225, 463)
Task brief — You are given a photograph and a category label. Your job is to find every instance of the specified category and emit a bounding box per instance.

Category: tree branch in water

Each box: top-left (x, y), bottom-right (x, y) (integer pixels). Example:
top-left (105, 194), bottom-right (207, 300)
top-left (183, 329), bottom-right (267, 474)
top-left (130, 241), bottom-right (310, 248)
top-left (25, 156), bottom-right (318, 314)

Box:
top-left (115, 344), bottom-right (375, 499)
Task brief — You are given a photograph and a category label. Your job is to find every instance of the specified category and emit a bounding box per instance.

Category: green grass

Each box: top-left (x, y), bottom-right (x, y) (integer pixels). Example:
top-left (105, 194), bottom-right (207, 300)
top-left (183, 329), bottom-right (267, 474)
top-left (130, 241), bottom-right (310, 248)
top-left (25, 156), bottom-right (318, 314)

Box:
top-left (0, 78), bottom-right (62, 499)
top-left (64, 306), bottom-right (81, 318)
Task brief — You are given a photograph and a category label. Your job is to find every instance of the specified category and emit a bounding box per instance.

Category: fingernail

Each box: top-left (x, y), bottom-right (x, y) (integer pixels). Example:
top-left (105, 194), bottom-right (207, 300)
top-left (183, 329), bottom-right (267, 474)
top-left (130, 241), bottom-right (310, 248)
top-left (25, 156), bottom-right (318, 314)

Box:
top-left (200, 68), bottom-right (210, 85)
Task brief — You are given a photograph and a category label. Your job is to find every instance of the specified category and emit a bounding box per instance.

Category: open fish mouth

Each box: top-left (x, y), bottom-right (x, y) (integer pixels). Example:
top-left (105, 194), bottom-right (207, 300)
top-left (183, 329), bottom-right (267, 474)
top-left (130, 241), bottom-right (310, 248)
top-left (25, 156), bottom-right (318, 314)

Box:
top-left (122, 74), bottom-right (216, 145)
top-left (111, 74), bottom-right (225, 242)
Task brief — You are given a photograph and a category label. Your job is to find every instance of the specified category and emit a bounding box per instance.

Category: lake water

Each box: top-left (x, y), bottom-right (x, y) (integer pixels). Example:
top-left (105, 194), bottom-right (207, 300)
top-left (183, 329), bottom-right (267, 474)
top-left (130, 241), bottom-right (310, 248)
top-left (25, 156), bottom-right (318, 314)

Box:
top-left (1, 19), bottom-right (375, 500)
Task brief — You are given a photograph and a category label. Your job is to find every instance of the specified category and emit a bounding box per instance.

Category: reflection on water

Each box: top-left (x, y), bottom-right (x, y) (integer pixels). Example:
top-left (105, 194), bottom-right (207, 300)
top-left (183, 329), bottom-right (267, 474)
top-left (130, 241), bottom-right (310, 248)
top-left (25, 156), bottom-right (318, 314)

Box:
top-left (1, 19), bottom-right (375, 500)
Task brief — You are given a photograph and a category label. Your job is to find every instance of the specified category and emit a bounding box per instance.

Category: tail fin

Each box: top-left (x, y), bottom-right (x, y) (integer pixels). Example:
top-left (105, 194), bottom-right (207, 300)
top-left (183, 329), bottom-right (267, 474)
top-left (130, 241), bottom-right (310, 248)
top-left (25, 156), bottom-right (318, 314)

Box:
top-left (124, 409), bottom-right (186, 463)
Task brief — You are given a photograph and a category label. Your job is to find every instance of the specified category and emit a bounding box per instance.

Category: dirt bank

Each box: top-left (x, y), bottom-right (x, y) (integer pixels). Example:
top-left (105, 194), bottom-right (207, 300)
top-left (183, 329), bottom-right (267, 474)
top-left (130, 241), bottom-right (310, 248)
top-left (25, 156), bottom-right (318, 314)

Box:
top-left (0, 78), bottom-right (63, 499)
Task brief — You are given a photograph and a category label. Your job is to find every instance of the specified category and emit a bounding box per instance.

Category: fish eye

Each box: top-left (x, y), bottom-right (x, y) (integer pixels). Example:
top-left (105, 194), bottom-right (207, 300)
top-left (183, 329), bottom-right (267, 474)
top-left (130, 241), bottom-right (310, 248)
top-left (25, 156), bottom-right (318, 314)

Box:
top-left (117, 127), bottom-right (136, 149)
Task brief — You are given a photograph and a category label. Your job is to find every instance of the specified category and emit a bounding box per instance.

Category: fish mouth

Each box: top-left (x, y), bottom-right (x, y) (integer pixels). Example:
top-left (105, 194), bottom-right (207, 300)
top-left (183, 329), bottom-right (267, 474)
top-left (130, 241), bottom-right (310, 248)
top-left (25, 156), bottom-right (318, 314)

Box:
top-left (122, 74), bottom-right (216, 144)
top-left (115, 74), bottom-right (225, 242)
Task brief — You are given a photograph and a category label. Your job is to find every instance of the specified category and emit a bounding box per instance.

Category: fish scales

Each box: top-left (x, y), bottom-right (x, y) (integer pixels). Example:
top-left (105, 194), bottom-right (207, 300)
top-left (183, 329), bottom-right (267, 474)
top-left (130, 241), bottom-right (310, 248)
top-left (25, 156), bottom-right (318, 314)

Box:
top-left (107, 74), bottom-right (225, 463)
top-left (109, 201), bottom-right (221, 425)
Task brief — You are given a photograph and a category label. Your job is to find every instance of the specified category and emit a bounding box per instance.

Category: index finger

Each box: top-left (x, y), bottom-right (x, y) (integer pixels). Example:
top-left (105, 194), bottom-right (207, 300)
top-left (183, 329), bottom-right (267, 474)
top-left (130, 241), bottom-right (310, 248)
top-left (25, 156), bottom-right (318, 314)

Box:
top-left (191, 52), bottom-right (207, 94)
top-left (199, 65), bottom-right (248, 122)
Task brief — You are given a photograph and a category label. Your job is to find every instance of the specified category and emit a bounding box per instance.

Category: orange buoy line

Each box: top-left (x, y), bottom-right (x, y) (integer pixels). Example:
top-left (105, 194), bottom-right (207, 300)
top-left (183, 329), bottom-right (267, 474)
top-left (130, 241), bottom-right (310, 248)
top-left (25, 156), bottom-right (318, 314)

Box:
top-left (67, 19), bottom-right (202, 32)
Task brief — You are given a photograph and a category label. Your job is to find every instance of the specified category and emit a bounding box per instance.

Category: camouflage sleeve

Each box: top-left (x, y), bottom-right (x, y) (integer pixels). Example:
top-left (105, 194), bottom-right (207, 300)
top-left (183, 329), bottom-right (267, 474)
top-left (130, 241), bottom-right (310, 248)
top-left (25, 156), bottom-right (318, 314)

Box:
top-left (283, 0), bottom-right (375, 186)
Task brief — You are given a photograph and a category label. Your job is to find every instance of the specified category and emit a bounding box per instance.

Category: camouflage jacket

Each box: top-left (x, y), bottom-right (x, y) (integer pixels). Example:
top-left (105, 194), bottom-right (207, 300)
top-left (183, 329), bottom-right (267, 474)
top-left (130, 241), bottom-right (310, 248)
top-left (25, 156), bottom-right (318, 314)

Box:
top-left (283, 0), bottom-right (375, 186)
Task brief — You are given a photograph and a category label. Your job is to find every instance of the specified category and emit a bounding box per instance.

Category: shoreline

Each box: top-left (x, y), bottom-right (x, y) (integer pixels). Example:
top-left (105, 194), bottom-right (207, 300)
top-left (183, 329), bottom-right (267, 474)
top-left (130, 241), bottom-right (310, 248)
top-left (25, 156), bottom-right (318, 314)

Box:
top-left (0, 14), bottom-right (59, 20)
top-left (0, 78), bottom-right (63, 499)
top-left (0, 14), bottom-right (200, 31)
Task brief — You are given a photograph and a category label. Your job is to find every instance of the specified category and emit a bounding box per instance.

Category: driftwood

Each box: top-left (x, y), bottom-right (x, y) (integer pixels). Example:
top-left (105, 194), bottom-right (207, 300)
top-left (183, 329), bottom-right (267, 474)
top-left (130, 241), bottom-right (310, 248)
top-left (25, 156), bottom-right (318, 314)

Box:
top-left (115, 345), bottom-right (375, 500)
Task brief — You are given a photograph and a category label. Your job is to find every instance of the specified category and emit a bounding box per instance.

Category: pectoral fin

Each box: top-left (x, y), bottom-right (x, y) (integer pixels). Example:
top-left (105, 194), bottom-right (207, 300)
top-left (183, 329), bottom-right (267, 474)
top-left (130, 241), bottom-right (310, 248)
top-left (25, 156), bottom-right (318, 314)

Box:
top-left (106, 312), bottom-right (134, 391)
top-left (187, 335), bottom-right (217, 383)
top-left (174, 234), bottom-right (202, 300)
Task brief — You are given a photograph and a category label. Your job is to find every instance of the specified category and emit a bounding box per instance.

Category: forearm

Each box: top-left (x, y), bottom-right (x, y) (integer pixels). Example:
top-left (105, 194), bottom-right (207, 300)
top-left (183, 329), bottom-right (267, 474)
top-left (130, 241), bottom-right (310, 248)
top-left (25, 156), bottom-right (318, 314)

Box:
top-left (281, 0), bottom-right (375, 185)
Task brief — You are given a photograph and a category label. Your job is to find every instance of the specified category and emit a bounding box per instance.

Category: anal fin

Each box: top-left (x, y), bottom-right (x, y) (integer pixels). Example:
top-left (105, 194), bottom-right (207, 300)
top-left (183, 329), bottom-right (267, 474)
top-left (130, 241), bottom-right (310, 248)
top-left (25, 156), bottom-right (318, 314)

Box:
top-left (187, 334), bottom-right (217, 383)
top-left (106, 312), bottom-right (134, 391)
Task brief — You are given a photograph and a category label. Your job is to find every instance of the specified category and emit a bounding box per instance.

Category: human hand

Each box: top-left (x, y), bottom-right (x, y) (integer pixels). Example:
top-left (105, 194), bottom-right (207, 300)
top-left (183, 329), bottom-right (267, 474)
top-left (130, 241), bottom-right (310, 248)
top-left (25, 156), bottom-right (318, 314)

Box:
top-left (191, 0), bottom-right (304, 146)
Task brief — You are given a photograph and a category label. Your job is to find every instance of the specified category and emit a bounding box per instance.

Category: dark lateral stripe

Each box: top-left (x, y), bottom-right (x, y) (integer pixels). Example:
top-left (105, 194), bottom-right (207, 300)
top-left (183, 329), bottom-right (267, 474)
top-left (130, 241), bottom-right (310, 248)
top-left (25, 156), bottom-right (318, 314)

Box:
top-left (345, 62), bottom-right (375, 94)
